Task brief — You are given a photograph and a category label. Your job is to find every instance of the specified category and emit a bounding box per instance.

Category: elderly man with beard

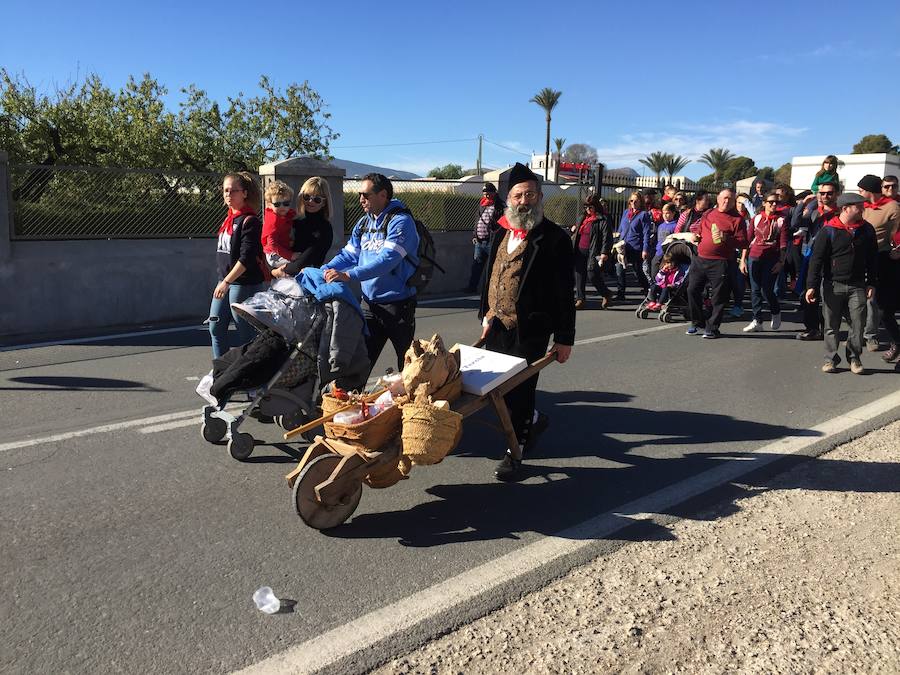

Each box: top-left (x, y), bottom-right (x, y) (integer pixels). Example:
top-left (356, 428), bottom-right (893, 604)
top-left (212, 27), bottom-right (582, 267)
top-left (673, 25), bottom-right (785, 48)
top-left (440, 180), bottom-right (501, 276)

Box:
top-left (478, 162), bottom-right (575, 482)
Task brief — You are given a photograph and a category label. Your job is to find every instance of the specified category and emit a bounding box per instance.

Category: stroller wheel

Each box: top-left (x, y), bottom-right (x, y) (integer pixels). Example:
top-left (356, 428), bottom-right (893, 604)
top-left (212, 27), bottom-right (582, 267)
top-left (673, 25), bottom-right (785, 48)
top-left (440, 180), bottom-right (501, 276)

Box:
top-left (201, 417), bottom-right (227, 444)
top-left (636, 306), bottom-right (650, 320)
top-left (659, 308), bottom-right (672, 323)
top-left (277, 411), bottom-right (312, 442)
top-left (228, 432), bottom-right (255, 461)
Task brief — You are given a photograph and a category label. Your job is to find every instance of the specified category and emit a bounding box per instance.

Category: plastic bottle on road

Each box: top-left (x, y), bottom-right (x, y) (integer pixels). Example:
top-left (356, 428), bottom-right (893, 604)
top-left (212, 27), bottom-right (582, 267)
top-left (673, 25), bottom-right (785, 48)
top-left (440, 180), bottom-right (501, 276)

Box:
top-left (253, 586), bottom-right (281, 614)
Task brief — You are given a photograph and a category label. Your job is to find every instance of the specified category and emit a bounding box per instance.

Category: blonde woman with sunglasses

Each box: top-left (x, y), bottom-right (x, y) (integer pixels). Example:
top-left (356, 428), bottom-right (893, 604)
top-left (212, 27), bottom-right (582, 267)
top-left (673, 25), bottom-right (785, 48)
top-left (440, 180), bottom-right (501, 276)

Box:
top-left (272, 177), bottom-right (334, 278)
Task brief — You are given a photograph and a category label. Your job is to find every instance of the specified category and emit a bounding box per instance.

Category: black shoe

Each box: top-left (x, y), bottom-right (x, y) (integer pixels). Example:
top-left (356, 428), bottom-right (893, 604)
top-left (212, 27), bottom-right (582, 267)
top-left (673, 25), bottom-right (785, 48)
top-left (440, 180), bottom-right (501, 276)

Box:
top-left (518, 412), bottom-right (549, 456)
top-left (494, 452), bottom-right (524, 482)
top-left (796, 331), bottom-right (823, 341)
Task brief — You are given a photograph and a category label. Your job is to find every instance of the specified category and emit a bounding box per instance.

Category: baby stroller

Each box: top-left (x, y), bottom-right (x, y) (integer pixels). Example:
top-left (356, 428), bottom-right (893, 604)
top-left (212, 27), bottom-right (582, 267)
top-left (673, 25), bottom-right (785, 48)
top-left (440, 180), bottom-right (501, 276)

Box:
top-left (636, 238), bottom-right (696, 323)
top-left (198, 277), bottom-right (370, 460)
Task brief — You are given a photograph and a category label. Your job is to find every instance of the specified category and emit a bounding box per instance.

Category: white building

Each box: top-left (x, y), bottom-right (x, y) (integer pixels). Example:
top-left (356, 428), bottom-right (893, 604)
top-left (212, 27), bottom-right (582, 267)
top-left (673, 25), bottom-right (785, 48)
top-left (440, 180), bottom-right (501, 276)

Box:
top-left (791, 153), bottom-right (900, 193)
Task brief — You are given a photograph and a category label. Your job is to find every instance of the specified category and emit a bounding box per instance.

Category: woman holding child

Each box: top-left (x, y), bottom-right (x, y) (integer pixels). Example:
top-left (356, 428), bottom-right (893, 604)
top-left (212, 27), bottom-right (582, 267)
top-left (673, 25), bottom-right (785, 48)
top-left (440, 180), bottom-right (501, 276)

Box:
top-left (272, 176), bottom-right (334, 278)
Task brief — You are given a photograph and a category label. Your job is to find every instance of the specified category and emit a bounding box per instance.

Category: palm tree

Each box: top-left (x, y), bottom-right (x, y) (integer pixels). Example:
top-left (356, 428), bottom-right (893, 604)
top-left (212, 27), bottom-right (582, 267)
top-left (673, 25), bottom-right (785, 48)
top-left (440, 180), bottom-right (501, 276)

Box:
top-left (663, 154), bottom-right (691, 182)
top-left (529, 88), bottom-right (562, 182)
top-left (699, 148), bottom-right (735, 184)
top-left (553, 137), bottom-right (566, 182)
top-left (638, 152), bottom-right (670, 185)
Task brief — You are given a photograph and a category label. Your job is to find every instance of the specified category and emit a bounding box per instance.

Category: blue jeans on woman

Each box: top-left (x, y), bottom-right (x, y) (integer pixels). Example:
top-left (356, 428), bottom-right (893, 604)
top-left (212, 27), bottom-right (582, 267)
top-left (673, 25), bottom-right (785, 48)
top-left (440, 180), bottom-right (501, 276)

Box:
top-left (208, 282), bottom-right (264, 358)
top-left (747, 256), bottom-right (780, 322)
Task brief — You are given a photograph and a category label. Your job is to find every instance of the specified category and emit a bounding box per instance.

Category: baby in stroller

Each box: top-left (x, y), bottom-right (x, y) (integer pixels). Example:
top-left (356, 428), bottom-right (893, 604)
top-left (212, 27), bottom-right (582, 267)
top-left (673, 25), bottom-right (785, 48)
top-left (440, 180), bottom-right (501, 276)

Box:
top-left (647, 252), bottom-right (688, 311)
top-left (198, 269), bottom-right (371, 459)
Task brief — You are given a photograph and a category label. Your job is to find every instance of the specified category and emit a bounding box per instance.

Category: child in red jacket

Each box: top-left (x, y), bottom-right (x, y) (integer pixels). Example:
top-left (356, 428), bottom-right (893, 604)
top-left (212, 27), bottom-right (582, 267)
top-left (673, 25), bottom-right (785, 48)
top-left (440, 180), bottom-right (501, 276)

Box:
top-left (262, 180), bottom-right (298, 268)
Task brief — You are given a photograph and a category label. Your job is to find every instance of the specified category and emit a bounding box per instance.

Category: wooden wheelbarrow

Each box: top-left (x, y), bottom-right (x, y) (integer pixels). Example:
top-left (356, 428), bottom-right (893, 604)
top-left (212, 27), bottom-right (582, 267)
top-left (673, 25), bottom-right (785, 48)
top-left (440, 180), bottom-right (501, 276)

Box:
top-left (282, 347), bottom-right (559, 530)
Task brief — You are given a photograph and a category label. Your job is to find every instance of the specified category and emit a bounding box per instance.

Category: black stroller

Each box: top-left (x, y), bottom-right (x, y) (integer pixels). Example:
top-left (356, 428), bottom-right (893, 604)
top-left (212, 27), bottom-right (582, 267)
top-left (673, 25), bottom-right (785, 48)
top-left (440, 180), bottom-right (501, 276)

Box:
top-left (198, 280), bottom-right (369, 461)
top-left (635, 238), bottom-right (696, 323)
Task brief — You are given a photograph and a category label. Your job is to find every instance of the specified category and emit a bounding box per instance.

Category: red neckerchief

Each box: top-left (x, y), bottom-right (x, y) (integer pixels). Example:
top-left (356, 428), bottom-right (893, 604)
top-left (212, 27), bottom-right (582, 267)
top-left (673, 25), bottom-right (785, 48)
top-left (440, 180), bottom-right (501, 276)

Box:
top-left (219, 206), bottom-right (257, 235)
top-left (817, 205), bottom-right (835, 217)
top-left (865, 195), bottom-right (893, 209)
top-left (480, 196), bottom-right (495, 207)
top-left (498, 214), bottom-right (527, 240)
top-left (774, 204), bottom-right (791, 217)
top-left (825, 214), bottom-right (862, 233)
top-left (626, 208), bottom-right (643, 220)
top-left (579, 214), bottom-right (597, 236)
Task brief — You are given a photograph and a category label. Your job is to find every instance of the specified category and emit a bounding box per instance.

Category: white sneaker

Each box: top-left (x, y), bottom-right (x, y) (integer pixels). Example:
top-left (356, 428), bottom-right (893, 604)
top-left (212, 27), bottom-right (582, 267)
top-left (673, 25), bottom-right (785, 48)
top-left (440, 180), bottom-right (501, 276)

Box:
top-left (770, 314), bottom-right (782, 330)
top-left (743, 319), bottom-right (762, 333)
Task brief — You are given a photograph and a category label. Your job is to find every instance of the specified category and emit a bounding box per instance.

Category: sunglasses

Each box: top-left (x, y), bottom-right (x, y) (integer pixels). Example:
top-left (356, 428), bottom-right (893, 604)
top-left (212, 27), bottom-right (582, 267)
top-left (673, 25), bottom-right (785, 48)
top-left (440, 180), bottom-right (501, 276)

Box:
top-left (271, 200), bottom-right (291, 208)
top-left (302, 194), bottom-right (325, 204)
top-left (884, 184), bottom-right (898, 190)
top-left (819, 191), bottom-right (835, 197)
top-left (765, 200), bottom-right (778, 205)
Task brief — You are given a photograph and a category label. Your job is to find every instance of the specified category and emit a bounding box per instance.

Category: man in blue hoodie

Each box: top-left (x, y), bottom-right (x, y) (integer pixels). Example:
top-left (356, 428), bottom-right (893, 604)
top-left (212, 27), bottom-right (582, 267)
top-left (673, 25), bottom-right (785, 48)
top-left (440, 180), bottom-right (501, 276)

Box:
top-left (323, 173), bottom-right (420, 372)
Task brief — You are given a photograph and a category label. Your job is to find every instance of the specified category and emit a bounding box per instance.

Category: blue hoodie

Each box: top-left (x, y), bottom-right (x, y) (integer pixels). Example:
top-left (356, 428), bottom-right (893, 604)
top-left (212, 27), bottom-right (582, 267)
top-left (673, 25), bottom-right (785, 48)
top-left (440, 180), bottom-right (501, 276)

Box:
top-left (618, 209), bottom-right (652, 254)
top-left (323, 198), bottom-right (420, 303)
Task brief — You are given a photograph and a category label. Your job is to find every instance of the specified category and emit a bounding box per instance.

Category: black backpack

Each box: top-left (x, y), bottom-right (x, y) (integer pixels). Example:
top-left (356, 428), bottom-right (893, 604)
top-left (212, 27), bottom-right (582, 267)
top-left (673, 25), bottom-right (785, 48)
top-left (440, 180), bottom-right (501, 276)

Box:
top-left (374, 207), bottom-right (445, 292)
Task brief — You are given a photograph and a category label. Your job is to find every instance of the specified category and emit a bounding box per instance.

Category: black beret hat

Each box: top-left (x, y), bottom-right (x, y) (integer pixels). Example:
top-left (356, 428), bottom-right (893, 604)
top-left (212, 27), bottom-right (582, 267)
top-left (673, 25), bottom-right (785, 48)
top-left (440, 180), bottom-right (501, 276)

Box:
top-left (857, 174), bottom-right (883, 194)
top-left (508, 162), bottom-right (541, 189)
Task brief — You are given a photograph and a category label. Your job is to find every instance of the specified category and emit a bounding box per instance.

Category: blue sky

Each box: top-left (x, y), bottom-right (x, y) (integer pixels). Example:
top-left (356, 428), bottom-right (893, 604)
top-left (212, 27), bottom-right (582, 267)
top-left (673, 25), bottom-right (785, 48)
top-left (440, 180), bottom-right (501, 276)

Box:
top-left (3, 0), bottom-right (899, 178)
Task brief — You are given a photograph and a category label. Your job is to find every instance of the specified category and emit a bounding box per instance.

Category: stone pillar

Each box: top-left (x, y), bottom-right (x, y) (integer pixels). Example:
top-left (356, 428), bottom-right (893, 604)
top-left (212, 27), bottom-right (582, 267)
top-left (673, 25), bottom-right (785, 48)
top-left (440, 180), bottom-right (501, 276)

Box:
top-left (258, 156), bottom-right (346, 259)
top-left (0, 151), bottom-right (11, 261)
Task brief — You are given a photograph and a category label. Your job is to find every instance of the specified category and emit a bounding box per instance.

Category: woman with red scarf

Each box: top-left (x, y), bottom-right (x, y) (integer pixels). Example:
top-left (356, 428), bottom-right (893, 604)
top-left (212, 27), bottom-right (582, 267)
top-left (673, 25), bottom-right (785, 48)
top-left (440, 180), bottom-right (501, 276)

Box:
top-left (209, 172), bottom-right (265, 358)
top-left (740, 192), bottom-right (788, 332)
top-left (570, 195), bottom-right (613, 309)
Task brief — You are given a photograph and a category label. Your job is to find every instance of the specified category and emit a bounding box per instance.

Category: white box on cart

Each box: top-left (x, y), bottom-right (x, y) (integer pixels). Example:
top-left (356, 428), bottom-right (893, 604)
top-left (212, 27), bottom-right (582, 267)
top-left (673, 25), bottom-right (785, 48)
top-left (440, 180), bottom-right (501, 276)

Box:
top-left (451, 344), bottom-right (528, 396)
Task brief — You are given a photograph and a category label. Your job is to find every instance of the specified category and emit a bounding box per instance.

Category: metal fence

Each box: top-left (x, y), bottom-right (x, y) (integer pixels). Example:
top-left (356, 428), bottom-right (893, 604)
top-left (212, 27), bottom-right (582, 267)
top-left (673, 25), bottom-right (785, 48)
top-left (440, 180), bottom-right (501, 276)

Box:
top-left (342, 178), bottom-right (592, 235)
top-left (10, 164), bottom-right (226, 240)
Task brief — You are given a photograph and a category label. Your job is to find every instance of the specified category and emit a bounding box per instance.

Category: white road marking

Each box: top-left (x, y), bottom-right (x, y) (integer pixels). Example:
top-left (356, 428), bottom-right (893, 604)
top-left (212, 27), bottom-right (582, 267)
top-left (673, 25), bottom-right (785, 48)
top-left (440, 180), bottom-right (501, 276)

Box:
top-left (0, 404), bottom-right (237, 453)
top-left (574, 323), bottom-right (679, 345)
top-left (0, 325), bottom-right (206, 352)
top-left (236, 389), bottom-right (900, 675)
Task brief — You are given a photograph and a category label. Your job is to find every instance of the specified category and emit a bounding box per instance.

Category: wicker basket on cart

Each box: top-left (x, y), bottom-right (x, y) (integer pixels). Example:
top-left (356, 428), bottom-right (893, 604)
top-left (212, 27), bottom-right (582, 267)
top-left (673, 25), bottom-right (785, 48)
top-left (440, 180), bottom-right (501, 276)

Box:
top-left (401, 402), bottom-right (463, 466)
top-left (320, 393), bottom-right (350, 418)
top-left (323, 404), bottom-right (401, 450)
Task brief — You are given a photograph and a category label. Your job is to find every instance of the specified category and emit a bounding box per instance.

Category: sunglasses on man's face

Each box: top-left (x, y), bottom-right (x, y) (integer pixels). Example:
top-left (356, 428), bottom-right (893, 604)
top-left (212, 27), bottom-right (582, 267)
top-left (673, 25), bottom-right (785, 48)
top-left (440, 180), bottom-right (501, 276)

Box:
top-left (271, 200), bottom-right (291, 208)
top-left (765, 200), bottom-right (778, 205)
top-left (884, 184), bottom-right (898, 190)
top-left (303, 194), bottom-right (325, 204)
top-left (819, 191), bottom-right (835, 197)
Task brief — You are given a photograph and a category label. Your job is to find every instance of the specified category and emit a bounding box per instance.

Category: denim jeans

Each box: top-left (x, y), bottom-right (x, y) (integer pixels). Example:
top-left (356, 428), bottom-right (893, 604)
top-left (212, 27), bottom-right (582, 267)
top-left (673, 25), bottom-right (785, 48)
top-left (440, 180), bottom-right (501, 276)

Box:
top-left (208, 282), bottom-right (265, 359)
top-left (748, 256), bottom-right (781, 321)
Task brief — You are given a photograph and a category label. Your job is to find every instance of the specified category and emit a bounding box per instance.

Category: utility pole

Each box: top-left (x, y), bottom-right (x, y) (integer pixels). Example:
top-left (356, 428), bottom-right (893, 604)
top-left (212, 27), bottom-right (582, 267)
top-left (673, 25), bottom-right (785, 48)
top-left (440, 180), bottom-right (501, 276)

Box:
top-left (476, 135), bottom-right (483, 176)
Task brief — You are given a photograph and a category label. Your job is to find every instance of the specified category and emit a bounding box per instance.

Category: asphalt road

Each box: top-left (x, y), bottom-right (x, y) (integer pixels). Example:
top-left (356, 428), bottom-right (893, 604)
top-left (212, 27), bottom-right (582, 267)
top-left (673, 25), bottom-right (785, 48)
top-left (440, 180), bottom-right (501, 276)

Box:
top-left (2, 291), bottom-right (899, 674)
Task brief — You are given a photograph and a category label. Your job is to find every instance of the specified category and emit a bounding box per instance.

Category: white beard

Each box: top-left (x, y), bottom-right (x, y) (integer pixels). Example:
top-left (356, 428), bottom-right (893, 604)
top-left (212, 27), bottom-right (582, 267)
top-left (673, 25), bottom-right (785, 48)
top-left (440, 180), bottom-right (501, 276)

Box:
top-left (505, 202), bottom-right (543, 230)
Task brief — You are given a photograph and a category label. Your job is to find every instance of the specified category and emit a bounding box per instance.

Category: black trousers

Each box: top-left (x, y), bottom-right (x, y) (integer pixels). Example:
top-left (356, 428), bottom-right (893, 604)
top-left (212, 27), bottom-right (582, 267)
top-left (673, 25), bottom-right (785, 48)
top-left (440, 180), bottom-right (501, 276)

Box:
top-left (484, 319), bottom-right (549, 442)
top-left (574, 248), bottom-right (611, 301)
top-left (616, 244), bottom-right (650, 295)
top-left (801, 294), bottom-right (824, 333)
top-left (687, 257), bottom-right (730, 330)
top-left (362, 296), bottom-right (416, 374)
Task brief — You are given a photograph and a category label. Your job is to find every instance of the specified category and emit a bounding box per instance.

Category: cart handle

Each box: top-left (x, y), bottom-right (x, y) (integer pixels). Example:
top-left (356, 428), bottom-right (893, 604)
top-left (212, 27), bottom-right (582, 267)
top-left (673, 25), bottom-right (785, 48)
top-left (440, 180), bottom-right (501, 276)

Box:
top-left (283, 386), bottom-right (387, 440)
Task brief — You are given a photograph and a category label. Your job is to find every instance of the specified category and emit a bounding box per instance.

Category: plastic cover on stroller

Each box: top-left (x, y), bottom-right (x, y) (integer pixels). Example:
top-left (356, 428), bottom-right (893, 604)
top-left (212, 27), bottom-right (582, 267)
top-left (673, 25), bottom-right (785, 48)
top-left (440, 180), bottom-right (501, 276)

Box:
top-left (231, 278), bottom-right (318, 344)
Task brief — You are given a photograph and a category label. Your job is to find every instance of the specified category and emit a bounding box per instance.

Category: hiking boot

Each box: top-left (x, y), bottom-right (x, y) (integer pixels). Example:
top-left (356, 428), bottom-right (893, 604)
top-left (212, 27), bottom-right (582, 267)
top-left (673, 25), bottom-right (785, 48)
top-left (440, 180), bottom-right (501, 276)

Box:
top-left (882, 343), bottom-right (900, 362)
top-left (821, 360), bottom-right (837, 373)
top-left (494, 452), bottom-right (524, 482)
top-left (743, 319), bottom-right (762, 333)
top-left (770, 313), bottom-right (782, 330)
top-left (849, 359), bottom-right (865, 375)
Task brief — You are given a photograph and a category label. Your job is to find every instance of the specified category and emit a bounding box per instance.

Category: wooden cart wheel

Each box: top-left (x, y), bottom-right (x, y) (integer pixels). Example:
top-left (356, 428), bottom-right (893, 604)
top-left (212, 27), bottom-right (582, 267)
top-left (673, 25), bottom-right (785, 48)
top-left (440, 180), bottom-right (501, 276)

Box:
top-left (292, 454), bottom-right (363, 530)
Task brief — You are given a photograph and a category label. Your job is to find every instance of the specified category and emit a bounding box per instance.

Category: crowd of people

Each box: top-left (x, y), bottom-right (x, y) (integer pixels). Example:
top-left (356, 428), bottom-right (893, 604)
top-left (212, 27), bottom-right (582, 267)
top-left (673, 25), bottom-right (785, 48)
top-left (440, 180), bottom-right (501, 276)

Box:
top-left (560, 162), bottom-right (900, 374)
top-left (207, 159), bottom-right (897, 481)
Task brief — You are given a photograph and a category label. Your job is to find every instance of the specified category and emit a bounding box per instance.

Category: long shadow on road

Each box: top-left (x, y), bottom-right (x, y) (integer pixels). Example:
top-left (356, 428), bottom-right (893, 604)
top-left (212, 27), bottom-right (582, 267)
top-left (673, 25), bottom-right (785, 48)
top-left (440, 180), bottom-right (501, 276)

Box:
top-left (327, 391), bottom-right (826, 546)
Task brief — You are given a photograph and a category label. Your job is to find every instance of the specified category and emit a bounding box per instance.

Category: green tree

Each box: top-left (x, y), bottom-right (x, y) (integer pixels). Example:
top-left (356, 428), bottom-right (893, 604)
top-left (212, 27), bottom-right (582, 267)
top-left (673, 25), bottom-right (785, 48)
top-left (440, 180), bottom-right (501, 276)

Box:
top-left (0, 69), bottom-right (338, 173)
top-left (774, 162), bottom-right (792, 185)
top-left (663, 154), bottom-right (690, 181)
top-left (553, 137), bottom-right (565, 182)
top-left (699, 148), bottom-right (736, 184)
top-left (427, 163), bottom-right (464, 179)
top-left (529, 87), bottom-right (562, 182)
top-left (852, 134), bottom-right (898, 154)
top-left (561, 143), bottom-right (597, 164)
top-left (638, 151), bottom-right (670, 183)
top-left (721, 156), bottom-right (757, 183)
top-left (757, 166), bottom-right (775, 182)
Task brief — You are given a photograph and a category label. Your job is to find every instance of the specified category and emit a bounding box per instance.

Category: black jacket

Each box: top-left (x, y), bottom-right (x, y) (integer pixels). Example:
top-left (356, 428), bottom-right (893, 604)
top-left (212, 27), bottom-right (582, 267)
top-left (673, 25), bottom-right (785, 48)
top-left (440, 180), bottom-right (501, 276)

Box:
top-left (807, 220), bottom-right (878, 289)
top-left (479, 217), bottom-right (576, 345)
top-left (585, 213), bottom-right (613, 273)
top-left (217, 214), bottom-right (264, 284)
top-left (283, 211), bottom-right (334, 276)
